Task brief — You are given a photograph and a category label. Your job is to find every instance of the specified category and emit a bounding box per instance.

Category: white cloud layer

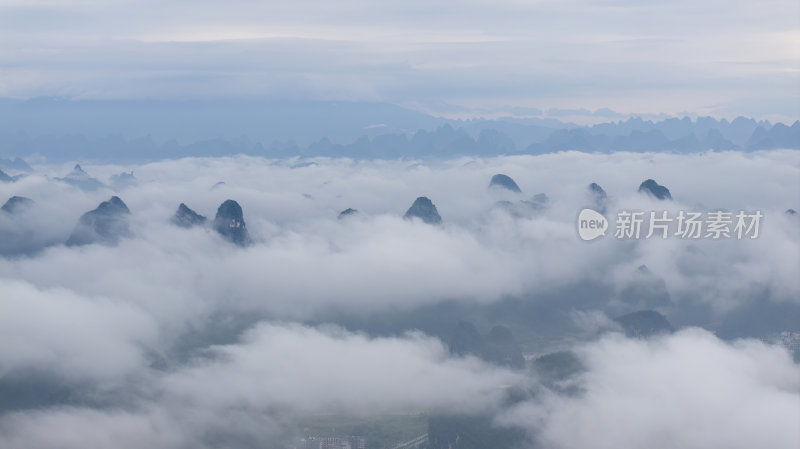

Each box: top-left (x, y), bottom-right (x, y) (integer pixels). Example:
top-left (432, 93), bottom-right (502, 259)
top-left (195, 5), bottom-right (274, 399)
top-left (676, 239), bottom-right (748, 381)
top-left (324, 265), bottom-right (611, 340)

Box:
top-left (0, 150), bottom-right (798, 448)
top-left (501, 329), bottom-right (800, 449)
top-left (2, 151), bottom-right (797, 321)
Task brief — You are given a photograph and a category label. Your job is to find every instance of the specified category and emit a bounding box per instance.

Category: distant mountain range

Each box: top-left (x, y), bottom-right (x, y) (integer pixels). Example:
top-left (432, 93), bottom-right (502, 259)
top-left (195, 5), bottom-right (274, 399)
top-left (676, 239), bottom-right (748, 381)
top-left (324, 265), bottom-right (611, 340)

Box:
top-left (0, 98), bottom-right (797, 162)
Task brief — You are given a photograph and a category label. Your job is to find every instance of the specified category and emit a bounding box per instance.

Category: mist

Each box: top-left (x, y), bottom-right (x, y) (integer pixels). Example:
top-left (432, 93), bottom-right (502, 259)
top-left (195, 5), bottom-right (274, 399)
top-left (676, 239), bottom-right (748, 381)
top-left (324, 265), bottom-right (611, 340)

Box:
top-left (0, 150), bottom-right (798, 448)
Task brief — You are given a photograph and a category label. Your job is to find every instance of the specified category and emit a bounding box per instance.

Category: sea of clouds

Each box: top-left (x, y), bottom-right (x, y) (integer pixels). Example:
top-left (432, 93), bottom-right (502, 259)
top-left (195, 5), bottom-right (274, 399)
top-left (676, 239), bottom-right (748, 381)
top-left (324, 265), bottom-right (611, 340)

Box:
top-left (0, 150), bottom-right (798, 448)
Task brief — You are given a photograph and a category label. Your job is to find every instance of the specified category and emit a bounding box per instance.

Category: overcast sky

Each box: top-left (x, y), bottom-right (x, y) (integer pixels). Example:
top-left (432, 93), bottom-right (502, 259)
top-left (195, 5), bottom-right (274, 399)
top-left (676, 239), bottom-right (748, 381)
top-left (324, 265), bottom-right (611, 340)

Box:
top-left (0, 0), bottom-right (798, 121)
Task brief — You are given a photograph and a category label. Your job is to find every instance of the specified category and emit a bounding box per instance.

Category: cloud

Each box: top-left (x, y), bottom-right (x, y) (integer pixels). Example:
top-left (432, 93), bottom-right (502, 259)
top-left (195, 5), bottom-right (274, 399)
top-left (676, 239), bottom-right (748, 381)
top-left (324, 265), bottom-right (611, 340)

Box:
top-left (0, 0), bottom-right (797, 118)
top-left (0, 407), bottom-right (182, 449)
top-left (0, 151), bottom-right (798, 447)
top-left (0, 278), bottom-right (156, 382)
top-left (0, 323), bottom-right (521, 449)
top-left (162, 323), bottom-right (521, 414)
top-left (501, 329), bottom-right (800, 449)
top-left (1, 151), bottom-right (798, 324)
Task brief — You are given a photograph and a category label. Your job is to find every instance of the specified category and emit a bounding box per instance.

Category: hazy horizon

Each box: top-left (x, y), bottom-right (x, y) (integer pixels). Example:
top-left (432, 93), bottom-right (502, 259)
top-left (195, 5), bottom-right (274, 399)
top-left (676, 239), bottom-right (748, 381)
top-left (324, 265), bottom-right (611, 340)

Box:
top-left (1, 0), bottom-right (798, 123)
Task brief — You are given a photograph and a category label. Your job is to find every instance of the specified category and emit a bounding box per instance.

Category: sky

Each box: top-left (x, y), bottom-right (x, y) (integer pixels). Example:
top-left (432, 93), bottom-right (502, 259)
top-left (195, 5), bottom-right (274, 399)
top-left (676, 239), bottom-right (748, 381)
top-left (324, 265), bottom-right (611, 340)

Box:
top-left (0, 0), bottom-right (798, 121)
